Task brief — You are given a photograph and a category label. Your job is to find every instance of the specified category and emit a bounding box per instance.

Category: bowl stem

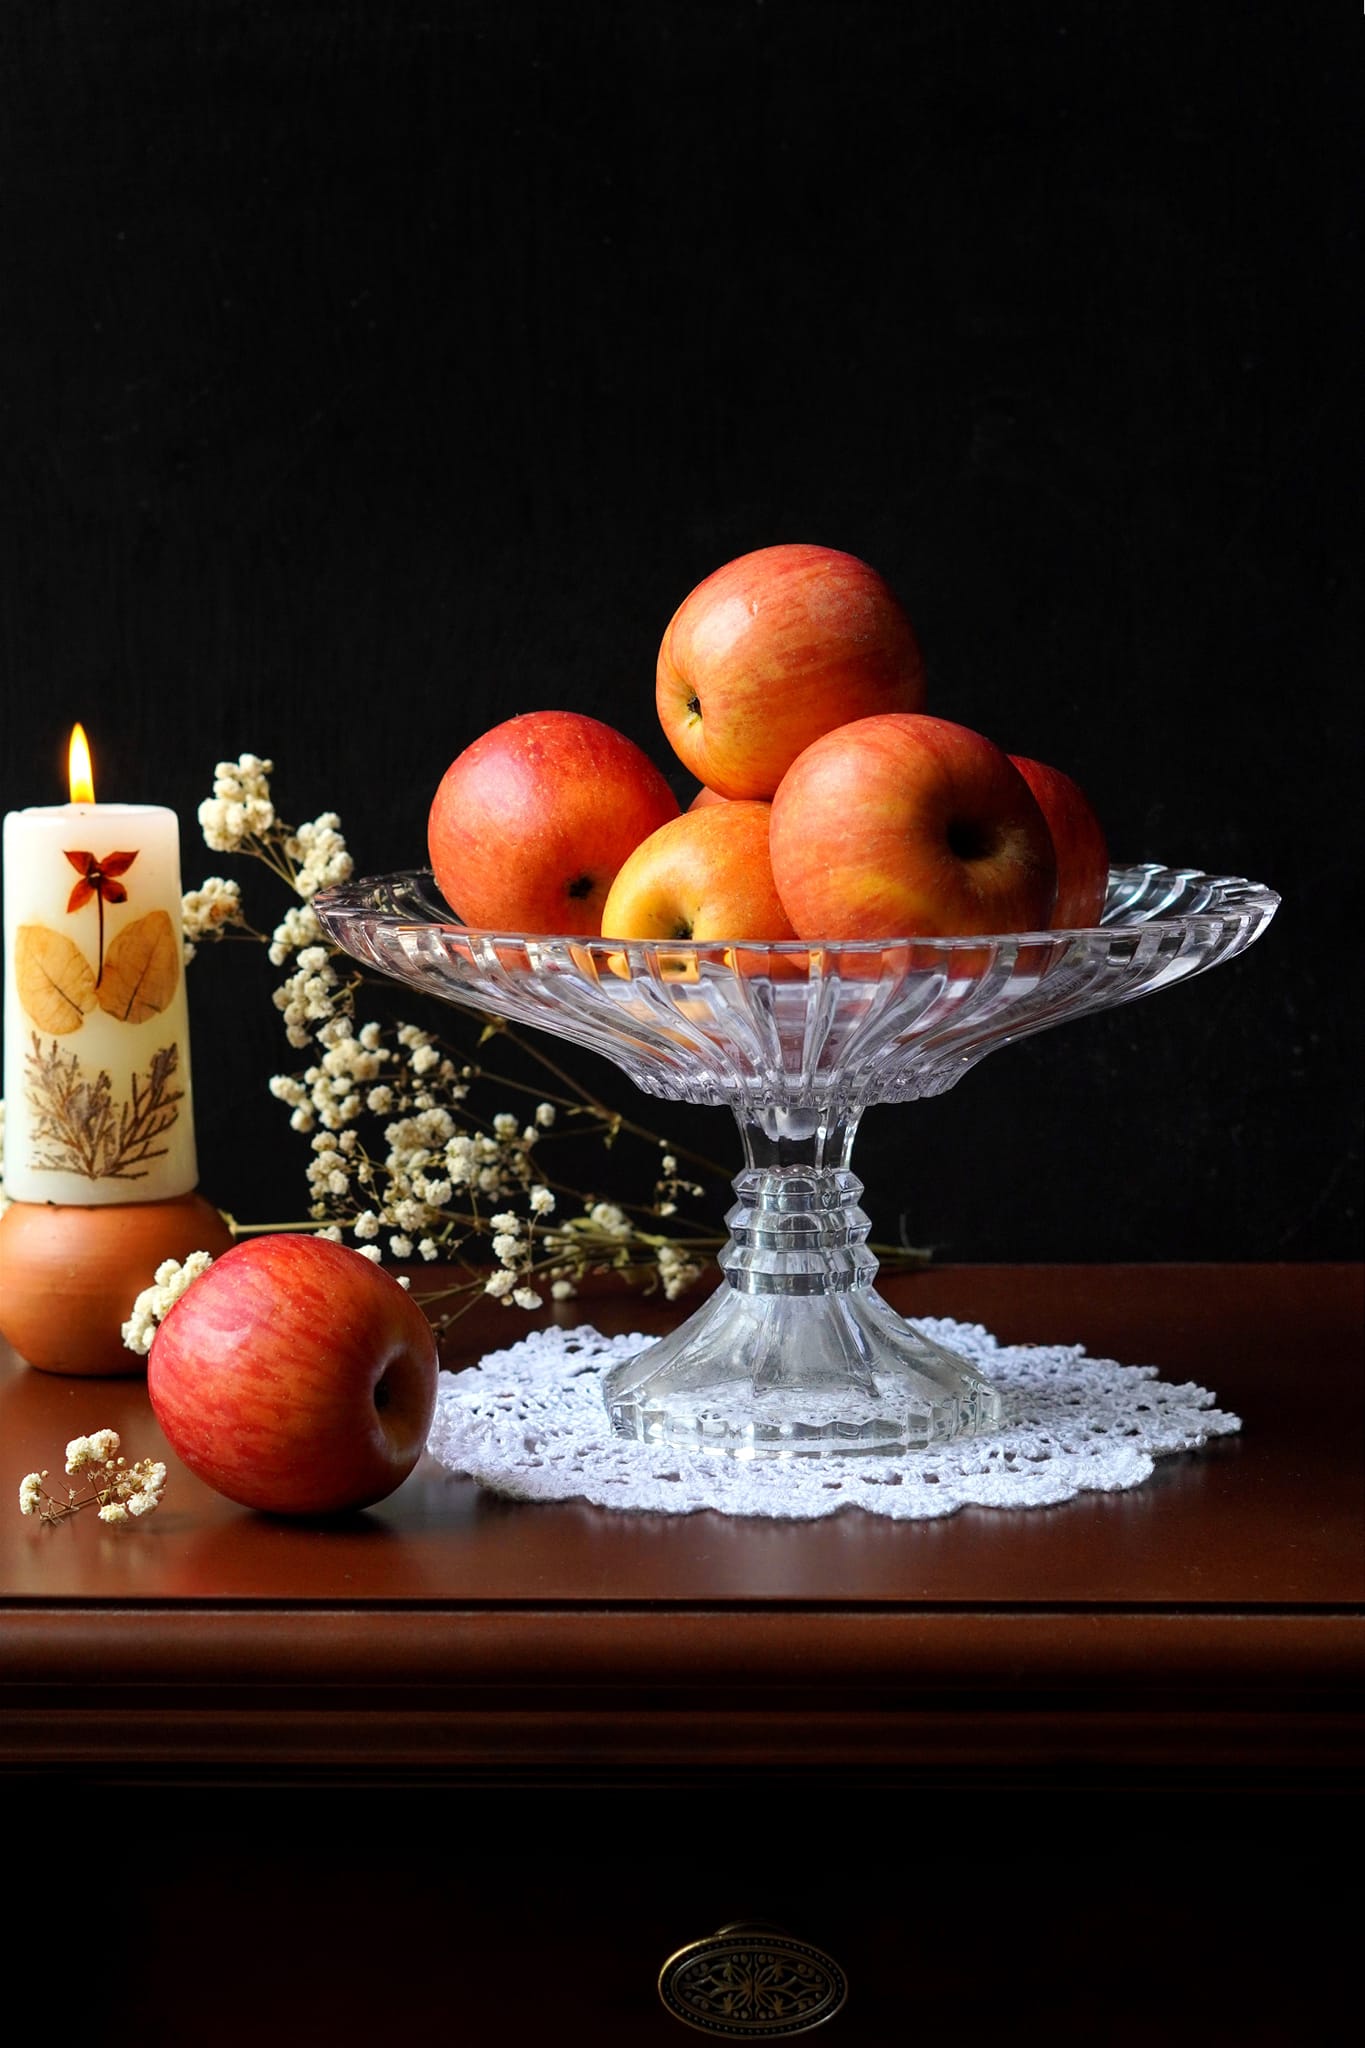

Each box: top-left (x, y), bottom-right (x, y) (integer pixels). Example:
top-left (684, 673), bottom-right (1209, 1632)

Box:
top-left (602, 1106), bottom-right (1004, 1456)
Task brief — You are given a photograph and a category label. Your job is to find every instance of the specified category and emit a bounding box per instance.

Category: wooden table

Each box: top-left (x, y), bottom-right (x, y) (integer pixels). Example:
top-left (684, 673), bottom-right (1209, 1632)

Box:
top-left (3, 1262), bottom-right (1361, 2042)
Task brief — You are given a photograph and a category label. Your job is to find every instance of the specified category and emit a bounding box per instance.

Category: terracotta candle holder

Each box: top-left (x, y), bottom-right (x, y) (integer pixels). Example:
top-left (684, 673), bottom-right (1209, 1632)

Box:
top-left (0, 1190), bottom-right (236, 1375)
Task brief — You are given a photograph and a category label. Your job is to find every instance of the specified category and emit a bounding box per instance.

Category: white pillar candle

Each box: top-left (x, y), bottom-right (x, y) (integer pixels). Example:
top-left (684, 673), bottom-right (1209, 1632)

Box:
top-left (2, 731), bottom-right (200, 1205)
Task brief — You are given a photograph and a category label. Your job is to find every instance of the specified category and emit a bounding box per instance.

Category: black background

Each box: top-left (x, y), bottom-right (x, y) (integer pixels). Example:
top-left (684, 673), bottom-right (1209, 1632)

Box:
top-left (1, 1), bottom-right (1359, 1262)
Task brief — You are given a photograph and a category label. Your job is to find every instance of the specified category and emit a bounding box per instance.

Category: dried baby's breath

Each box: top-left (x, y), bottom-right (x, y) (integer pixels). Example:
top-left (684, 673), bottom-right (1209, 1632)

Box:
top-left (19, 1430), bottom-right (168, 1525)
top-left (166, 753), bottom-right (742, 1332)
top-left (122, 1251), bottom-right (217, 1355)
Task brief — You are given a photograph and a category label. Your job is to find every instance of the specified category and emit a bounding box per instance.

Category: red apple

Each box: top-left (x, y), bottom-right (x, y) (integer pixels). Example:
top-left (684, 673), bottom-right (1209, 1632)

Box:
top-left (1008, 754), bottom-right (1111, 928)
top-left (600, 801), bottom-right (797, 943)
top-left (656, 543), bottom-right (927, 800)
top-left (769, 713), bottom-right (1057, 940)
top-left (428, 710), bottom-right (680, 934)
top-left (146, 1235), bottom-right (440, 1516)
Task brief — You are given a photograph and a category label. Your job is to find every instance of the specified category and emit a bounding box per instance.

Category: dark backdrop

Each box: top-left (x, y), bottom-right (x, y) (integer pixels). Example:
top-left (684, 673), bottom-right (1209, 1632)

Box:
top-left (2, 1), bottom-right (1359, 1263)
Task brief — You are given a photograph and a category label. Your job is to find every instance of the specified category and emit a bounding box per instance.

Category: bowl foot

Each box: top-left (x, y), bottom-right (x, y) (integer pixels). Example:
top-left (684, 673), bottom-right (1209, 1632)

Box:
top-left (603, 1281), bottom-right (1003, 1457)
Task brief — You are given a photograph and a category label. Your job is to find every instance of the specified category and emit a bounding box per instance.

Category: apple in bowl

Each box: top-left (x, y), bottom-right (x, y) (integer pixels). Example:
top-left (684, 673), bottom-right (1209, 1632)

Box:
top-left (1009, 754), bottom-right (1111, 928)
top-left (769, 713), bottom-right (1057, 941)
top-left (146, 1235), bottom-right (440, 1517)
top-left (428, 709), bottom-right (680, 934)
top-left (601, 800), bottom-right (797, 944)
top-left (656, 542), bottom-right (927, 800)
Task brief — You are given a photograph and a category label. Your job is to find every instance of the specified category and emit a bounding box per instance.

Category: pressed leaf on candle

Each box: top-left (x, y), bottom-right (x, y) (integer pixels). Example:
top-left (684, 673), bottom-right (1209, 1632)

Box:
top-left (23, 1033), bottom-right (183, 1180)
top-left (97, 910), bottom-right (180, 1023)
top-left (15, 923), bottom-right (98, 1033)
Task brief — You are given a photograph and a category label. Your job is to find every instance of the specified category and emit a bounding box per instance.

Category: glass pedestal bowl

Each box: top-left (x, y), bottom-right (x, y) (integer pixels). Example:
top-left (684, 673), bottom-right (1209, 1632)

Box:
top-left (314, 864), bottom-right (1278, 1459)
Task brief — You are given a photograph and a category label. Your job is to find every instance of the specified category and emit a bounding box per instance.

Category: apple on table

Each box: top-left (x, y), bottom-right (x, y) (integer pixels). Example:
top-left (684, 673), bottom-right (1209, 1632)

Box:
top-left (769, 712), bottom-right (1058, 941)
top-left (427, 709), bottom-right (680, 934)
top-left (656, 542), bottom-right (927, 800)
top-left (147, 1235), bottom-right (440, 1516)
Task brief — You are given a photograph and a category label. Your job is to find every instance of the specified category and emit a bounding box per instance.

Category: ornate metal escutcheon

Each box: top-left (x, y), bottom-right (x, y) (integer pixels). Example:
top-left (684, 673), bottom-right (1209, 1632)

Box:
top-left (658, 1921), bottom-right (848, 2037)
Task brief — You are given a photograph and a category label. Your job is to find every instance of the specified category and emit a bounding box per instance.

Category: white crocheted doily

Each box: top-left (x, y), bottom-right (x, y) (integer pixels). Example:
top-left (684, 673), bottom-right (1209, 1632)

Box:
top-left (426, 1318), bottom-right (1242, 1520)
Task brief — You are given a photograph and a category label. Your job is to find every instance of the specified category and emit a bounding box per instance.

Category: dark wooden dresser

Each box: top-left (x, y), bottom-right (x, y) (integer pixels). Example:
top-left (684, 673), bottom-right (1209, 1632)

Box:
top-left (3, 1262), bottom-right (1360, 2044)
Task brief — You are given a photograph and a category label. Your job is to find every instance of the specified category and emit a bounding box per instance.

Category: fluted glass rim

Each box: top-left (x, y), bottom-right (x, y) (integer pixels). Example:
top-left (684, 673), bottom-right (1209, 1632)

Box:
top-left (314, 861), bottom-right (1280, 962)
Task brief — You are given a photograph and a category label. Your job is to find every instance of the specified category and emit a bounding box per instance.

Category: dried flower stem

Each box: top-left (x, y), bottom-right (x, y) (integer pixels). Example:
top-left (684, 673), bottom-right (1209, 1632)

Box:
top-left (19, 1431), bottom-right (168, 1525)
top-left (162, 752), bottom-right (931, 1325)
top-left (465, 1019), bottom-right (733, 1184)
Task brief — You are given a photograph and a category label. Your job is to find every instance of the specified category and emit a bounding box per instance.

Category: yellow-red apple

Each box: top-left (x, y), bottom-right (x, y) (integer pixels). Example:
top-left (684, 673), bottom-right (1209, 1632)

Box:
top-left (146, 1236), bottom-right (440, 1517)
top-left (656, 543), bottom-right (927, 800)
top-left (1009, 754), bottom-right (1111, 928)
top-left (769, 713), bottom-right (1057, 940)
top-left (427, 710), bottom-right (680, 934)
top-left (600, 801), bottom-right (797, 943)
top-left (687, 783), bottom-right (729, 810)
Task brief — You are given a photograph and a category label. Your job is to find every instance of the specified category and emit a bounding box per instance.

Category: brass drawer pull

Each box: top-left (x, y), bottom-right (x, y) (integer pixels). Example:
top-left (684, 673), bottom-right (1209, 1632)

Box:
top-left (658, 1920), bottom-right (848, 2036)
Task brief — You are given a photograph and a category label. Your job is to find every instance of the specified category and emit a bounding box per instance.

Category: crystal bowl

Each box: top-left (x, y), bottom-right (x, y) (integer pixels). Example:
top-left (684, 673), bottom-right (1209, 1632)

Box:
top-left (315, 863), bottom-right (1279, 1458)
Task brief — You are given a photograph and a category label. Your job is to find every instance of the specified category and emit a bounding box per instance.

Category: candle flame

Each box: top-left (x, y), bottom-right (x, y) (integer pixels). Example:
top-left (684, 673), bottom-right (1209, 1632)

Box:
top-left (68, 724), bottom-right (95, 804)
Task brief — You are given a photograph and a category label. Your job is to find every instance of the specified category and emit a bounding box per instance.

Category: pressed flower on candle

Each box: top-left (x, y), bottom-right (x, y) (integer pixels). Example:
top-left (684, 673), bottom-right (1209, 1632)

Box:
top-left (1, 725), bottom-right (200, 1203)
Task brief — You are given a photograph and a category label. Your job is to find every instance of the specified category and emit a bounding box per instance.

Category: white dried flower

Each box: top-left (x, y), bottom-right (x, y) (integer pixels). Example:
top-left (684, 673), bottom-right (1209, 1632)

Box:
top-left (268, 902), bottom-right (324, 964)
top-left (182, 876), bottom-right (244, 947)
top-left (656, 1238), bottom-right (704, 1302)
top-left (65, 1429), bottom-right (121, 1474)
top-left (20, 1439), bottom-right (167, 1526)
top-left (284, 813), bottom-right (353, 898)
top-left (122, 1250), bottom-right (217, 1355)
top-left (199, 754), bottom-right (276, 851)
